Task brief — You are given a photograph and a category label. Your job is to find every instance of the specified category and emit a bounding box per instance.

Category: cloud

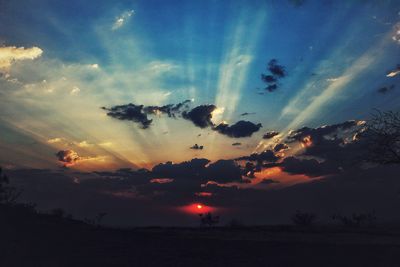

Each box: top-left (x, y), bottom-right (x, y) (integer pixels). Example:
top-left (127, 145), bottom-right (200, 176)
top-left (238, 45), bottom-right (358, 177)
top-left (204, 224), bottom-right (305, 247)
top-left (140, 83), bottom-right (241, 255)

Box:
top-left (104, 101), bottom-right (262, 138)
top-left (152, 158), bottom-right (210, 181)
top-left (263, 131), bottom-right (279, 139)
top-left (237, 149), bottom-right (279, 163)
top-left (326, 77), bottom-right (340, 82)
top-left (268, 59), bottom-right (286, 78)
top-left (377, 85), bottom-right (395, 94)
top-left (70, 86), bottom-right (80, 95)
top-left (104, 100), bottom-right (193, 129)
top-left (103, 104), bottom-right (152, 129)
top-left (279, 156), bottom-right (340, 177)
top-left (261, 74), bottom-right (277, 83)
top-left (0, 46), bottom-right (43, 70)
top-left (77, 141), bottom-right (92, 148)
top-left (190, 144), bottom-right (204, 150)
top-left (47, 137), bottom-right (63, 144)
top-left (151, 157), bottom-right (244, 184)
top-left (286, 120), bottom-right (367, 169)
top-left (56, 150), bottom-right (80, 166)
top-left (182, 104), bottom-right (216, 128)
top-left (274, 143), bottom-right (289, 152)
top-left (386, 65), bottom-right (400, 77)
top-left (194, 192), bottom-right (213, 197)
top-left (214, 120), bottom-right (262, 138)
top-left (392, 22), bottom-right (400, 45)
top-left (240, 112), bottom-right (256, 116)
top-left (7, 163), bottom-right (400, 226)
top-left (260, 178), bottom-right (279, 185)
top-left (112, 10), bottom-right (135, 30)
top-left (205, 160), bottom-right (243, 183)
top-left (150, 178), bottom-right (174, 184)
top-left (287, 120), bottom-right (362, 143)
top-left (143, 99), bottom-right (191, 118)
top-left (260, 59), bottom-right (287, 93)
top-left (89, 64), bottom-right (99, 69)
top-left (266, 84), bottom-right (278, 92)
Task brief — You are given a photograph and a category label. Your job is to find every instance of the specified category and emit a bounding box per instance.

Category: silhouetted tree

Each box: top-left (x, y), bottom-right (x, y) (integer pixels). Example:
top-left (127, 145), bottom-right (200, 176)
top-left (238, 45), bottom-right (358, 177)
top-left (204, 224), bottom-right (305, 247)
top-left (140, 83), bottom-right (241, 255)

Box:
top-left (365, 110), bottom-right (400, 164)
top-left (199, 212), bottom-right (219, 227)
top-left (0, 167), bottom-right (20, 205)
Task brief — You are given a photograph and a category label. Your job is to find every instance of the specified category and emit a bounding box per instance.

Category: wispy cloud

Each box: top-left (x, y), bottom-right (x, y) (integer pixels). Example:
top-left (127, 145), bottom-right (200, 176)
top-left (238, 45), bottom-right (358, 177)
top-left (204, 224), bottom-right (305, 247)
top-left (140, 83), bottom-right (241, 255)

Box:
top-left (112, 10), bottom-right (135, 31)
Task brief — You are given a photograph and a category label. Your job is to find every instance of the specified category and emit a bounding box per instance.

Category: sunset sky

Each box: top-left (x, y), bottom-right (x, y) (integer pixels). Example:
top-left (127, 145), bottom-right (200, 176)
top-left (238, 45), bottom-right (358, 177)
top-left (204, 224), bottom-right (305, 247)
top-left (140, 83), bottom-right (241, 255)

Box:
top-left (1, 0), bottom-right (400, 226)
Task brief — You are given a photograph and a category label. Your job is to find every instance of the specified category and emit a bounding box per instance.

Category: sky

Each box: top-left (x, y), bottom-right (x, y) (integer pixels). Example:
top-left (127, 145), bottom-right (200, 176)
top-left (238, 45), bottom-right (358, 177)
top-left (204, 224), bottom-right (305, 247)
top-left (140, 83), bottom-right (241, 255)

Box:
top-left (1, 0), bottom-right (400, 226)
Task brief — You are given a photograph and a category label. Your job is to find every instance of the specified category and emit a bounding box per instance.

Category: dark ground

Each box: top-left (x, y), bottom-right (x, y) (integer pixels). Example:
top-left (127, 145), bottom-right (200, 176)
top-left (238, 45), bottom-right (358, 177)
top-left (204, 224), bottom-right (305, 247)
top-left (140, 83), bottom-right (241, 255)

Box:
top-left (2, 208), bottom-right (400, 267)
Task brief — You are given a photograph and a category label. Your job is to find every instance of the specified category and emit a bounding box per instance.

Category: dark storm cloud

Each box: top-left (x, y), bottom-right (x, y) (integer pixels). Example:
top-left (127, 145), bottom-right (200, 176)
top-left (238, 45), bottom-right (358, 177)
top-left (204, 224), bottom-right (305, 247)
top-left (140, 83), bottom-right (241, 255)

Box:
top-left (243, 161), bottom-right (262, 178)
top-left (182, 104), bottom-right (216, 128)
top-left (7, 164), bottom-right (400, 226)
top-left (266, 84), bottom-right (278, 92)
top-left (287, 120), bottom-right (361, 143)
top-left (143, 99), bottom-right (192, 117)
top-left (214, 121), bottom-right (262, 138)
top-left (103, 100), bottom-right (192, 129)
top-left (104, 101), bottom-right (262, 138)
top-left (237, 149), bottom-right (279, 163)
top-left (279, 156), bottom-right (340, 177)
top-left (260, 59), bottom-right (287, 92)
top-left (261, 74), bottom-right (277, 83)
top-left (152, 158), bottom-right (210, 181)
top-left (377, 85), bottom-right (395, 94)
top-left (82, 168), bottom-right (153, 191)
top-left (151, 158), bottom-right (244, 184)
top-left (274, 143), bottom-right (289, 152)
top-left (205, 160), bottom-right (243, 183)
top-left (285, 120), bottom-right (368, 169)
top-left (263, 131), bottom-right (280, 139)
top-left (102, 104), bottom-right (152, 129)
top-left (268, 59), bottom-right (286, 78)
top-left (56, 150), bottom-right (80, 165)
top-left (190, 144), bottom-right (204, 150)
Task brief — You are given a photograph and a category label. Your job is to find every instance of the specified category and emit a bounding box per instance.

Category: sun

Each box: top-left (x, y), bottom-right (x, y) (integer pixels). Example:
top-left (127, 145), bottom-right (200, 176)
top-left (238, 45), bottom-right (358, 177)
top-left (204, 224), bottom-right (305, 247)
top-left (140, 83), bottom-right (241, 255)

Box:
top-left (197, 204), bottom-right (203, 210)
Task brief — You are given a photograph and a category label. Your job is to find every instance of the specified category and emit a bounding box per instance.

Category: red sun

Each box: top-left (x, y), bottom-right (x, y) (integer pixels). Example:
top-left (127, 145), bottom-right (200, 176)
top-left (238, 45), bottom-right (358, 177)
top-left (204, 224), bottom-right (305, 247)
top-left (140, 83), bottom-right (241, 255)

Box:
top-left (178, 203), bottom-right (214, 214)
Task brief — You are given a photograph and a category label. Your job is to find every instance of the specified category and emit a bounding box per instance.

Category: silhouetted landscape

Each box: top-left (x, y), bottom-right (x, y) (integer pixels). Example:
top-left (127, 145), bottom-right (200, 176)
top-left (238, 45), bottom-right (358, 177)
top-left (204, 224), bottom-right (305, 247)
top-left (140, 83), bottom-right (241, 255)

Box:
top-left (2, 202), bottom-right (400, 266)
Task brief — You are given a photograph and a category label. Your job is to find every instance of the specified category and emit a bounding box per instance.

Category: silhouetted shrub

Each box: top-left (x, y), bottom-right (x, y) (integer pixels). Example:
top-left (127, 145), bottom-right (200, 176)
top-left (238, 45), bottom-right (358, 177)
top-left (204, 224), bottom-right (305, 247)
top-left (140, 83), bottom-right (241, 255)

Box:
top-left (332, 212), bottom-right (377, 228)
top-left (292, 211), bottom-right (317, 227)
top-left (95, 212), bottom-right (107, 226)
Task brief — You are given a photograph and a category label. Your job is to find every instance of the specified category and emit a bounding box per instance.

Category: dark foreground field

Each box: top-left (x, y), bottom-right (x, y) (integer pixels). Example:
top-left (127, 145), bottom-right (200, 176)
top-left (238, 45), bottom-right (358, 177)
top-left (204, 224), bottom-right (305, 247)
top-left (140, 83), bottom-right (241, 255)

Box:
top-left (2, 212), bottom-right (400, 267)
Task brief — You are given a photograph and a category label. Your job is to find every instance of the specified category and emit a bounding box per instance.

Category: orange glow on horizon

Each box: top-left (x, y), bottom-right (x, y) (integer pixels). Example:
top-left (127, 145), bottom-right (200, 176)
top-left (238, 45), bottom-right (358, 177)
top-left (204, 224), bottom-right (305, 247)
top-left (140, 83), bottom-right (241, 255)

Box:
top-left (178, 203), bottom-right (215, 214)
